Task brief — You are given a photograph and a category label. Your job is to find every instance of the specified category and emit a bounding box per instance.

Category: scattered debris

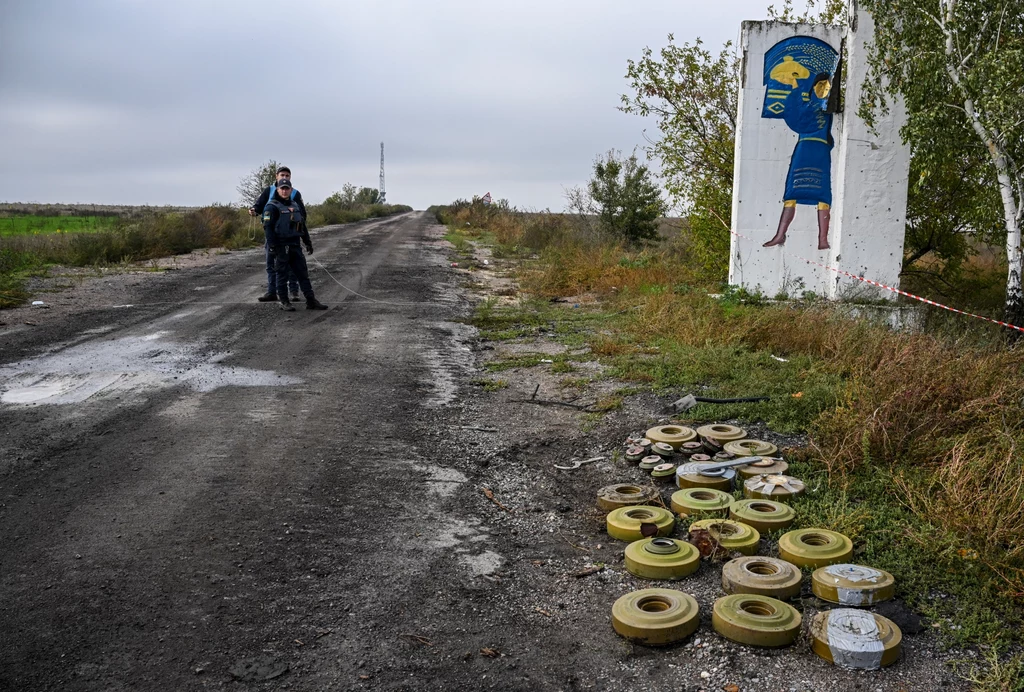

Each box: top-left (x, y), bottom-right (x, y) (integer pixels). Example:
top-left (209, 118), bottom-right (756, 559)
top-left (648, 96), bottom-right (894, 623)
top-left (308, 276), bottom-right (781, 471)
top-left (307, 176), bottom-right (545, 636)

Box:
top-left (572, 565), bottom-right (605, 579)
top-left (509, 395), bottom-right (602, 412)
top-left (461, 425), bottom-right (498, 433)
top-left (553, 455), bottom-right (605, 470)
top-left (482, 487), bottom-right (512, 513)
top-left (557, 530), bottom-right (592, 553)
top-left (534, 607), bottom-right (552, 617)
top-left (666, 393), bottom-right (770, 413)
top-left (689, 528), bottom-right (729, 560)
top-left (31, 300), bottom-right (46, 306)
top-left (480, 647), bottom-right (500, 658)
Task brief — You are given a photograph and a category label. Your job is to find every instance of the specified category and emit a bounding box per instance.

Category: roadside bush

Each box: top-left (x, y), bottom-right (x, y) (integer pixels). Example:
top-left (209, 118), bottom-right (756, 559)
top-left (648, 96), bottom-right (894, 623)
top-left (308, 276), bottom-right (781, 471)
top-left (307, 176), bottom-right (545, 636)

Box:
top-left (0, 206), bottom-right (256, 308)
top-left (306, 202), bottom-right (412, 227)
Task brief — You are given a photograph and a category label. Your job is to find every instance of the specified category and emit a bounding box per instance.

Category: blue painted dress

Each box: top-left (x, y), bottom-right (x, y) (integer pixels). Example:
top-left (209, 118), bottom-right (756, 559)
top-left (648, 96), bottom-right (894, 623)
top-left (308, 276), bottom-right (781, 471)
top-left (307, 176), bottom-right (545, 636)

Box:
top-left (782, 82), bottom-right (833, 206)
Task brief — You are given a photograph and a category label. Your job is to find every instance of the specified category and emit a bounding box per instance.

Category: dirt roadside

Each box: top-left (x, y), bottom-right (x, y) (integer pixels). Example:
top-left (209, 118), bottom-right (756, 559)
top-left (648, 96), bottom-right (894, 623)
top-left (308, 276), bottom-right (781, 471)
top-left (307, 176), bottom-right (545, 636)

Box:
top-left (0, 212), bottom-right (971, 691)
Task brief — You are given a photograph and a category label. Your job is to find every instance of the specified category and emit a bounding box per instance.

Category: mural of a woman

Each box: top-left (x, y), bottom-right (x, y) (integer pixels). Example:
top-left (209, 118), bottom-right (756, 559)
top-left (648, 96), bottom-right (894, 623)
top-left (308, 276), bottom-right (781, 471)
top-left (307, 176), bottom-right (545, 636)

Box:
top-left (763, 72), bottom-right (834, 249)
top-left (758, 37), bottom-right (839, 251)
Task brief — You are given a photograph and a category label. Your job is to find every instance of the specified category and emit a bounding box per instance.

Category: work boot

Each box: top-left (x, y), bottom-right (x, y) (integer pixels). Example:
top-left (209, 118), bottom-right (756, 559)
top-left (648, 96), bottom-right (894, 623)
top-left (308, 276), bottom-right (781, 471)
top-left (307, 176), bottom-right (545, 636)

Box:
top-left (305, 296), bottom-right (328, 310)
top-left (257, 292), bottom-right (278, 302)
top-left (279, 297), bottom-right (296, 312)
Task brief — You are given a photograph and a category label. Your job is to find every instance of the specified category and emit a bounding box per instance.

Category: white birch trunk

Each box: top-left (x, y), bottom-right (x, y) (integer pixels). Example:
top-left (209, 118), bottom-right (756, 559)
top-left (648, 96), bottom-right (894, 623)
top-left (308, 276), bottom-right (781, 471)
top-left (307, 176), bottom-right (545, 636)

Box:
top-left (941, 0), bottom-right (1024, 325)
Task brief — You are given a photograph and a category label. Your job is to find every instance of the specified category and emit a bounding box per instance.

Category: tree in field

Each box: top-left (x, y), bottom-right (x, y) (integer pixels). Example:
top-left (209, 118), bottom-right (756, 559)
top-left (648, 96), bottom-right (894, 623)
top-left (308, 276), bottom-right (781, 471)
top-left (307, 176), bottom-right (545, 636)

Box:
top-left (324, 183), bottom-right (358, 210)
top-left (237, 160), bottom-right (281, 208)
top-left (356, 185), bottom-right (380, 203)
top-left (619, 3), bottom-right (844, 276)
top-left (355, 187), bottom-right (381, 205)
top-left (569, 150), bottom-right (667, 245)
top-left (620, 36), bottom-right (738, 272)
top-left (859, 0), bottom-right (1024, 325)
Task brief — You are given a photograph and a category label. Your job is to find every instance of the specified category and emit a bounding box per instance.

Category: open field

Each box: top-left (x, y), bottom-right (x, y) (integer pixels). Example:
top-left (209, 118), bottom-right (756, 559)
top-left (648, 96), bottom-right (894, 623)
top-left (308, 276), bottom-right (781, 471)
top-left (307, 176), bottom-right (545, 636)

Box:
top-left (0, 215), bottom-right (120, 237)
top-left (0, 203), bottom-right (412, 309)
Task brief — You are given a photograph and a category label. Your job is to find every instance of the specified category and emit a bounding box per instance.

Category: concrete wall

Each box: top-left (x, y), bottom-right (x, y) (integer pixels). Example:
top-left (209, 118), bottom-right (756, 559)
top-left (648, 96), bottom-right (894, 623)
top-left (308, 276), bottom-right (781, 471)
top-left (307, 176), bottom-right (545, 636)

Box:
top-left (729, 9), bottom-right (910, 300)
top-left (729, 21), bottom-right (845, 298)
top-left (829, 7), bottom-right (910, 300)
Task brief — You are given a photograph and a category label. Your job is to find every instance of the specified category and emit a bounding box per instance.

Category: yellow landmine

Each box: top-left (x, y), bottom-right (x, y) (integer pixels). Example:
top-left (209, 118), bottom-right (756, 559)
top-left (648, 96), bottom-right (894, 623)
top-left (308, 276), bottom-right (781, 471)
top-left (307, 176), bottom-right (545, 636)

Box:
top-left (645, 425), bottom-right (697, 449)
top-left (778, 529), bottom-right (853, 568)
top-left (676, 462), bottom-right (736, 491)
top-left (625, 537), bottom-right (700, 580)
top-left (721, 556), bottom-right (802, 600)
top-left (689, 519), bottom-right (760, 555)
top-left (730, 499), bottom-right (796, 533)
top-left (743, 474), bottom-right (806, 501)
top-left (696, 424), bottom-right (746, 443)
top-left (596, 483), bottom-right (659, 512)
top-left (724, 439), bottom-right (779, 457)
top-left (612, 588), bottom-right (700, 645)
top-left (606, 505), bottom-right (675, 542)
top-left (811, 564), bottom-right (895, 606)
top-left (735, 457), bottom-right (789, 479)
top-left (670, 488), bottom-right (734, 518)
top-left (810, 609), bottom-right (902, 669)
top-left (712, 594), bottom-right (802, 647)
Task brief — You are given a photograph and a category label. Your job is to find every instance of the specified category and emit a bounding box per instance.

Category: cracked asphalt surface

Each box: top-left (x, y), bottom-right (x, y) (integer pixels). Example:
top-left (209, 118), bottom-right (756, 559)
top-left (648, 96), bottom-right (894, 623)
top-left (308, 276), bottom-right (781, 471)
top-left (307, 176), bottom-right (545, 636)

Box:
top-left (0, 211), bottom-right (969, 691)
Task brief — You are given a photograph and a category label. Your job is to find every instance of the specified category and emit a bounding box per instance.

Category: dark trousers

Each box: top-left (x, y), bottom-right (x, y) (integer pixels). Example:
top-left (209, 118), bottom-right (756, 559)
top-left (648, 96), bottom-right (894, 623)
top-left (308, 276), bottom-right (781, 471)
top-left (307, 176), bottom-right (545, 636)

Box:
top-left (274, 245), bottom-right (313, 300)
top-left (266, 244), bottom-right (299, 295)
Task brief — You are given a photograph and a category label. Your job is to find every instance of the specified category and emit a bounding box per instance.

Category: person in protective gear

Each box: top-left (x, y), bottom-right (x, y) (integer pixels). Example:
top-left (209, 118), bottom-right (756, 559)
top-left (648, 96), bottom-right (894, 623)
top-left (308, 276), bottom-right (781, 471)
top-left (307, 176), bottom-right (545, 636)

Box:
top-left (250, 166), bottom-right (305, 301)
top-left (262, 180), bottom-right (327, 311)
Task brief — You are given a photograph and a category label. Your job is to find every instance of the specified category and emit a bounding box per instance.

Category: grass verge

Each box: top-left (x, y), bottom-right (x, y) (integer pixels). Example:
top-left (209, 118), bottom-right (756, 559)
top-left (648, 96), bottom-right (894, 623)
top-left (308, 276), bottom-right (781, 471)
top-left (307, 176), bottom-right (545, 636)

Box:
top-left (438, 199), bottom-right (1024, 670)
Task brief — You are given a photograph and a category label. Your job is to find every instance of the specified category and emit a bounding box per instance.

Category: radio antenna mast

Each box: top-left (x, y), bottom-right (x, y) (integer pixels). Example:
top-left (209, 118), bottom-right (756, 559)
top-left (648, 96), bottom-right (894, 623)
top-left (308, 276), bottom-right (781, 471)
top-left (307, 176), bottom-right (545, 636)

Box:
top-left (378, 142), bottom-right (386, 204)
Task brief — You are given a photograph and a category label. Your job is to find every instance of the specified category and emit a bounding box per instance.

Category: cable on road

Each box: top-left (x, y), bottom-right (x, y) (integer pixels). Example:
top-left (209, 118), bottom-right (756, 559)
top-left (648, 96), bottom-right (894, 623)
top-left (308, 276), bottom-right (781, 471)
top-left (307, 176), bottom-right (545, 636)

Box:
top-left (309, 254), bottom-right (445, 307)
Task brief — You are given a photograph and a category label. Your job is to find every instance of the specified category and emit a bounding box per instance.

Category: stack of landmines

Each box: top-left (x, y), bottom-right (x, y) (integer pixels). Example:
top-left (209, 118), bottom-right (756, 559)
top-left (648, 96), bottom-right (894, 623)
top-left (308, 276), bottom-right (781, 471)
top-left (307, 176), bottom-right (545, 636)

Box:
top-left (597, 424), bottom-right (901, 670)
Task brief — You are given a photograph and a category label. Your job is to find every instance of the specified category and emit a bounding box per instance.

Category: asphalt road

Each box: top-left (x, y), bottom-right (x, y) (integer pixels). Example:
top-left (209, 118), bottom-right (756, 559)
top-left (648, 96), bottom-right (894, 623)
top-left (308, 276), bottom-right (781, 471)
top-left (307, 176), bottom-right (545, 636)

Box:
top-left (0, 212), bottom-right (490, 690)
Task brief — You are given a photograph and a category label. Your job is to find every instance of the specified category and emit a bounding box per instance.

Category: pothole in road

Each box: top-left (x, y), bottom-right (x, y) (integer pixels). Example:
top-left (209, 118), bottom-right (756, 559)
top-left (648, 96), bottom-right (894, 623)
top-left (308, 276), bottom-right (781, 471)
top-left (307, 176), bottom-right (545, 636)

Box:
top-left (0, 330), bottom-right (300, 405)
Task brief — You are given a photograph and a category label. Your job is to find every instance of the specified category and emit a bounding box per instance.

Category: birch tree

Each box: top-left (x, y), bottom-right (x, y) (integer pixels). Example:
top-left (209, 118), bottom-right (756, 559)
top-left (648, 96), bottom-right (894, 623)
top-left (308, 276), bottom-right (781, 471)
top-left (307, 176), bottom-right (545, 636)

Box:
top-left (859, 0), bottom-right (1024, 325)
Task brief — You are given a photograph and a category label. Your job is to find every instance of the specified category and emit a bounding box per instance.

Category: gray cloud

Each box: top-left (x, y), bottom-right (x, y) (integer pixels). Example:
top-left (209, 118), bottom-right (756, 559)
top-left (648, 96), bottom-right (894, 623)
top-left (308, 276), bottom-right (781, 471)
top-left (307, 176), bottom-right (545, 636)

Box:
top-left (1, 0), bottom-right (771, 209)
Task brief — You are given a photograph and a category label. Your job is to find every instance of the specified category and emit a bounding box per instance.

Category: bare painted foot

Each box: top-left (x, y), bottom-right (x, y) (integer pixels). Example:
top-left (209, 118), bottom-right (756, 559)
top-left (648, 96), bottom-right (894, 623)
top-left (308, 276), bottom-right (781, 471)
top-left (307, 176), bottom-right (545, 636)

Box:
top-left (763, 235), bottom-right (786, 248)
top-left (818, 240), bottom-right (830, 250)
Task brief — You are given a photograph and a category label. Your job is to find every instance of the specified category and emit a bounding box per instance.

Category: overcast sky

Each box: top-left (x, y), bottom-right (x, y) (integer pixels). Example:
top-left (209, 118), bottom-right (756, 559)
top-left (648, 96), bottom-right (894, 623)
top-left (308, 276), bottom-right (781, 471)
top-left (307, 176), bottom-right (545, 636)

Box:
top-left (1, 0), bottom-right (773, 211)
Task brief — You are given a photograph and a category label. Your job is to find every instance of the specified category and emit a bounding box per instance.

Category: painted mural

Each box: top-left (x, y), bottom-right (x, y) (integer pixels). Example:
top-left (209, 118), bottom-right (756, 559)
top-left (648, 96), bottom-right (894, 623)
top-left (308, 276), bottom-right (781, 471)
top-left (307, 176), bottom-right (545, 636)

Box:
top-left (760, 37), bottom-right (839, 251)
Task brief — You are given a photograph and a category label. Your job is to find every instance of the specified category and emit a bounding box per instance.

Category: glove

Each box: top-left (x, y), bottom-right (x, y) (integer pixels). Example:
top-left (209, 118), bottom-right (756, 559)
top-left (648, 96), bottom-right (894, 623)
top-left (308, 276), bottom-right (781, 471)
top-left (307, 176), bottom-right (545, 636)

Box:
top-left (304, 242), bottom-right (314, 255)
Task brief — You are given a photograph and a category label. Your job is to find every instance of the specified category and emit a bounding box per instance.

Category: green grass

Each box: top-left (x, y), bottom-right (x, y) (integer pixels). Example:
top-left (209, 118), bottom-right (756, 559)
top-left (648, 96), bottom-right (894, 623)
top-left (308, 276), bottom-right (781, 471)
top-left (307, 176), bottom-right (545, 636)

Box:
top-left (0, 215), bottom-right (119, 237)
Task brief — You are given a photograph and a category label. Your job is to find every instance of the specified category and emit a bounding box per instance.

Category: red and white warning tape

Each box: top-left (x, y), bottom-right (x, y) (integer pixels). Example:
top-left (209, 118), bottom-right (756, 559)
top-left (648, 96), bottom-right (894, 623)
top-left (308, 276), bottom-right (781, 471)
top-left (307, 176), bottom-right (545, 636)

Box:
top-left (730, 228), bottom-right (1024, 334)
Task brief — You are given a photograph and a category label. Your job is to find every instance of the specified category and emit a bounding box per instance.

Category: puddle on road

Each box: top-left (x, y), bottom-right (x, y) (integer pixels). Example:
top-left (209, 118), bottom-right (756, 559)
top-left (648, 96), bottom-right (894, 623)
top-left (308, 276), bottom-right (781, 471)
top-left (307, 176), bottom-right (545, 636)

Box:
top-left (1, 330), bottom-right (300, 405)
